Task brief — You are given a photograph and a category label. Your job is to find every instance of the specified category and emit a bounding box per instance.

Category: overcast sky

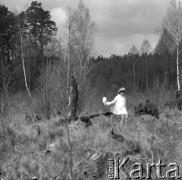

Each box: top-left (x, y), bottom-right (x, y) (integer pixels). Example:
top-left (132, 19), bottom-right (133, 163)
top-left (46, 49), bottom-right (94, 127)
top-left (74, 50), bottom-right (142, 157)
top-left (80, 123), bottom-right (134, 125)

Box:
top-left (1, 0), bottom-right (170, 57)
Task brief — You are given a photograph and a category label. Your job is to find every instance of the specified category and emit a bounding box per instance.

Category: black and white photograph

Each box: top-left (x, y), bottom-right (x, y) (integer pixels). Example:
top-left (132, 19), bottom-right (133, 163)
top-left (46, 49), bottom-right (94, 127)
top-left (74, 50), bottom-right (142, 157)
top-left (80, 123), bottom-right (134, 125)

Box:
top-left (0, 0), bottom-right (182, 179)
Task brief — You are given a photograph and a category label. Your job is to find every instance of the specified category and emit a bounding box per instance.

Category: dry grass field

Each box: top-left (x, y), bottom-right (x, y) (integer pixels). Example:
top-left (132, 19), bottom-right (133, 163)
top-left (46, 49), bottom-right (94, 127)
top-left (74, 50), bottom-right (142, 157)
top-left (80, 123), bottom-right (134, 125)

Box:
top-left (0, 88), bottom-right (182, 180)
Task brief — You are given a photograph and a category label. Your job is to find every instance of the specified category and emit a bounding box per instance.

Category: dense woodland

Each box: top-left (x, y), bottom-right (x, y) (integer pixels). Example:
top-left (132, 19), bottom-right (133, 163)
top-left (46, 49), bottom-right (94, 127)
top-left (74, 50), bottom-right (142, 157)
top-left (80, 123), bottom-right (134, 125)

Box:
top-left (90, 52), bottom-right (175, 92)
top-left (0, 0), bottom-right (182, 102)
top-left (0, 1), bottom-right (57, 91)
top-left (0, 1), bottom-right (182, 98)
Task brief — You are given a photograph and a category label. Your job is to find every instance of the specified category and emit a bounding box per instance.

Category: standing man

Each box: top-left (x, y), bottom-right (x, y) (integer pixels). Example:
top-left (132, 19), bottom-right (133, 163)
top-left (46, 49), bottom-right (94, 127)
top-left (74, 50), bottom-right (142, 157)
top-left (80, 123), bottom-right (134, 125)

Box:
top-left (103, 87), bottom-right (128, 126)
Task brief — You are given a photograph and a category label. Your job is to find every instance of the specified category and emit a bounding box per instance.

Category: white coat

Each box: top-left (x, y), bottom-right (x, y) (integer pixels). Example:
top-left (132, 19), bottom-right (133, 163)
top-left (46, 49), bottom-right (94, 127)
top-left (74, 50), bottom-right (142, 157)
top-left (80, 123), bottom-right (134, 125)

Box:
top-left (104, 94), bottom-right (128, 115)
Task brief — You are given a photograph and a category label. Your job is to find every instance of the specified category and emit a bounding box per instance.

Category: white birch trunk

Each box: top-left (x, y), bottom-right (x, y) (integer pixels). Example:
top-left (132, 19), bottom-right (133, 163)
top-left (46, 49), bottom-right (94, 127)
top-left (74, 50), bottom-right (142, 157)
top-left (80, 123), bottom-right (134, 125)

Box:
top-left (18, 18), bottom-right (32, 99)
top-left (177, 44), bottom-right (180, 91)
top-left (67, 8), bottom-right (71, 100)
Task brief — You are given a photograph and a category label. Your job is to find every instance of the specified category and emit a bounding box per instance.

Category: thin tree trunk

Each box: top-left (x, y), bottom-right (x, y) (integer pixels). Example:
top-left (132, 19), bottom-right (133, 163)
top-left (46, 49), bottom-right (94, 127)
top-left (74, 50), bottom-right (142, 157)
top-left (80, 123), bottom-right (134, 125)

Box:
top-left (28, 57), bottom-right (31, 90)
top-left (136, 60), bottom-right (140, 89)
top-left (20, 42), bottom-right (32, 99)
top-left (164, 58), bottom-right (168, 89)
top-left (58, 42), bottom-right (61, 61)
top-left (18, 18), bottom-right (32, 99)
top-left (142, 59), bottom-right (145, 90)
top-left (67, 46), bottom-right (70, 101)
top-left (40, 36), bottom-right (44, 67)
top-left (146, 55), bottom-right (148, 89)
top-left (12, 48), bottom-right (14, 62)
top-left (164, 69), bottom-right (168, 89)
top-left (7, 45), bottom-right (10, 62)
top-left (1, 32), bottom-right (8, 116)
top-left (67, 8), bottom-right (71, 100)
top-left (177, 44), bottom-right (180, 91)
top-left (133, 58), bottom-right (136, 92)
top-left (45, 55), bottom-right (50, 119)
top-left (80, 50), bottom-right (83, 71)
top-left (65, 120), bottom-right (73, 179)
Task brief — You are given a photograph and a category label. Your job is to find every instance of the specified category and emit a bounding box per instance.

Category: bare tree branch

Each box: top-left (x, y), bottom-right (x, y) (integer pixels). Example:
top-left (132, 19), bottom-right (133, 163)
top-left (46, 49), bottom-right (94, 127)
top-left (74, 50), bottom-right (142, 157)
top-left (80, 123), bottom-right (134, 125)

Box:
top-left (163, 0), bottom-right (182, 91)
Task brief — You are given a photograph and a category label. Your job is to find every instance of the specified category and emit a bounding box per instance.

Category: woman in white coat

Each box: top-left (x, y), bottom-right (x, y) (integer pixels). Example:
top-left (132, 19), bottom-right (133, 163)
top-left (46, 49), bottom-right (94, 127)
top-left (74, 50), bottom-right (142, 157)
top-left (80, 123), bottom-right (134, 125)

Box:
top-left (103, 87), bottom-right (128, 126)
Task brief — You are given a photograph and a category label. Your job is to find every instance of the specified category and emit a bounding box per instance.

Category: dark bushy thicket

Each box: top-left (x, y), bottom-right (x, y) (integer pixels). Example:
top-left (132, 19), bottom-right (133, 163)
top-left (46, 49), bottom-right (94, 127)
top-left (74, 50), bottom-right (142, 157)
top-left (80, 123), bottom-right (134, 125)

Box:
top-left (134, 100), bottom-right (159, 118)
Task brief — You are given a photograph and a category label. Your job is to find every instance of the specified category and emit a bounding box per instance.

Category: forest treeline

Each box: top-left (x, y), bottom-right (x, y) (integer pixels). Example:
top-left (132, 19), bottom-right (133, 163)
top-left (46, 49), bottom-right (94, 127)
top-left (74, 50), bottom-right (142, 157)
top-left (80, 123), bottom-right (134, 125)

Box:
top-left (89, 49), bottom-right (177, 95)
top-left (0, 0), bottom-right (182, 115)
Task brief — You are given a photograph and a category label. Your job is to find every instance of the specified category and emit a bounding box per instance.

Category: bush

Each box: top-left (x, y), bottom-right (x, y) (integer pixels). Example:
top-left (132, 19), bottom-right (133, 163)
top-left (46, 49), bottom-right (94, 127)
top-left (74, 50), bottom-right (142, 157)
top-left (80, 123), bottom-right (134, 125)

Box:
top-left (36, 61), bottom-right (67, 119)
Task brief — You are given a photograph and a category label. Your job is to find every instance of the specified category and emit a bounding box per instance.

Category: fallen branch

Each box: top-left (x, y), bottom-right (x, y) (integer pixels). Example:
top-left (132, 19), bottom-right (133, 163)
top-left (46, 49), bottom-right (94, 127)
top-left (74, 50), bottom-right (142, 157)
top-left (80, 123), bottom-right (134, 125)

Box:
top-left (55, 111), bottom-right (113, 127)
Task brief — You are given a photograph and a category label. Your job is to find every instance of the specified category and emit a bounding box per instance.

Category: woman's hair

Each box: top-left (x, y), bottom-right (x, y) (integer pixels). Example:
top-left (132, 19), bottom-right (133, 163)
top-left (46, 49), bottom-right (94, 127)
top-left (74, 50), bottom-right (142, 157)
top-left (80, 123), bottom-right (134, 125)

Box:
top-left (118, 92), bottom-right (125, 95)
top-left (118, 87), bottom-right (125, 94)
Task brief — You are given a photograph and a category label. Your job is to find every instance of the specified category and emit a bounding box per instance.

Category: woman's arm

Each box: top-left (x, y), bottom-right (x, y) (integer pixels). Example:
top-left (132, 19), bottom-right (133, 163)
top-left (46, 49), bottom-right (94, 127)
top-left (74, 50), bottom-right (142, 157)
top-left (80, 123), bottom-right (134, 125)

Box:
top-left (105, 97), bottom-right (117, 106)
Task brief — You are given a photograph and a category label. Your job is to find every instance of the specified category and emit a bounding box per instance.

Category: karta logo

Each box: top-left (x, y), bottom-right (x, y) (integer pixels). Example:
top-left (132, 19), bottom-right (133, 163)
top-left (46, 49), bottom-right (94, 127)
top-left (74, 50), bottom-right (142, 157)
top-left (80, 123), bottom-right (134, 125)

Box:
top-left (108, 157), bottom-right (181, 179)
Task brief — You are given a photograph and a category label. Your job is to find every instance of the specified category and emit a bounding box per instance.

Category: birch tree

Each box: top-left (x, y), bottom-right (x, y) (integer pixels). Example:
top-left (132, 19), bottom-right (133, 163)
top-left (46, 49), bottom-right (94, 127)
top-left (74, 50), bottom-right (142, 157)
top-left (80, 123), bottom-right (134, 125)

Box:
top-left (163, 0), bottom-right (182, 91)
top-left (65, 8), bottom-right (74, 100)
top-left (71, 0), bottom-right (95, 73)
top-left (64, 1), bottom-right (95, 113)
top-left (17, 14), bottom-right (32, 99)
